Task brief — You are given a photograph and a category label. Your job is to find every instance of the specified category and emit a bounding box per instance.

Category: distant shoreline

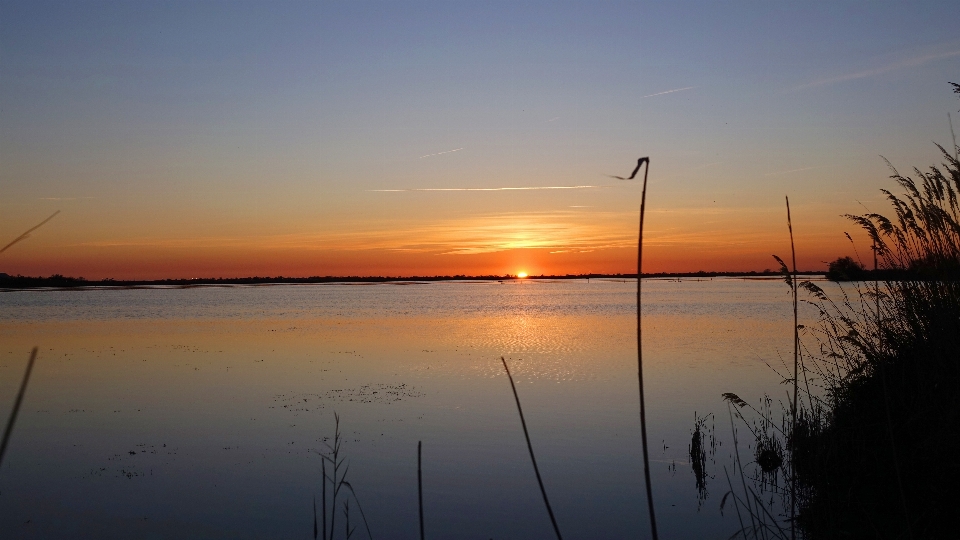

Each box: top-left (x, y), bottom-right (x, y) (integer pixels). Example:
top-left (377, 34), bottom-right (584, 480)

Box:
top-left (0, 271), bottom-right (826, 291)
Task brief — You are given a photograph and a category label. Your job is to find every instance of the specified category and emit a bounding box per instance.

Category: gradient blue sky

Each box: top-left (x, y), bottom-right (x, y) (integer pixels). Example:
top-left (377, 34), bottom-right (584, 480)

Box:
top-left (2, 1), bottom-right (959, 278)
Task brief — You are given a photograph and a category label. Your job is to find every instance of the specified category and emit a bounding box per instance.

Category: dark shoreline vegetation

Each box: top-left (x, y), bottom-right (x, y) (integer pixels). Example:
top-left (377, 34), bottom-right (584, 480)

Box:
top-left (0, 270), bottom-right (827, 291)
top-left (711, 94), bottom-right (960, 539)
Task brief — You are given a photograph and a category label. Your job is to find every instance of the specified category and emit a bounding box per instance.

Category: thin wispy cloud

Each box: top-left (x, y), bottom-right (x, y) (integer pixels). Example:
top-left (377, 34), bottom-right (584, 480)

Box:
top-left (367, 185), bottom-right (606, 192)
top-left (764, 165), bottom-right (822, 176)
top-left (641, 86), bottom-right (695, 99)
top-left (547, 117), bottom-right (560, 122)
top-left (797, 48), bottom-right (960, 90)
top-left (75, 210), bottom-right (639, 256)
top-left (71, 203), bottom-right (806, 258)
top-left (419, 147), bottom-right (463, 159)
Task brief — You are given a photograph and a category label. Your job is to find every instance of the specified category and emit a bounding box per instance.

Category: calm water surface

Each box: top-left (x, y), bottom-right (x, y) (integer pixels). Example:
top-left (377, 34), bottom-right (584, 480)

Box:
top-left (0, 278), bottom-right (820, 539)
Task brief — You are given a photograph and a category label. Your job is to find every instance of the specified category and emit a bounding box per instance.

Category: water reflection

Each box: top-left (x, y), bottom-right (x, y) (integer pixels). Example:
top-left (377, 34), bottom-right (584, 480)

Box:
top-left (0, 279), bottom-right (812, 539)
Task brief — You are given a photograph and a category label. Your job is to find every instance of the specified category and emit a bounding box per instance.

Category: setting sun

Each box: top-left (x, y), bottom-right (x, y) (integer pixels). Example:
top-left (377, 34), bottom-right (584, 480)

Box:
top-left (517, 272), bottom-right (527, 278)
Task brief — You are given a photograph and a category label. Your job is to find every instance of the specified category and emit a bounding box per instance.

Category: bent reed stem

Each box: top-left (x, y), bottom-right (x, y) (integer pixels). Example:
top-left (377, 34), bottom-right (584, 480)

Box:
top-left (0, 347), bottom-right (38, 470)
top-left (500, 357), bottom-right (563, 540)
top-left (636, 157), bottom-right (659, 540)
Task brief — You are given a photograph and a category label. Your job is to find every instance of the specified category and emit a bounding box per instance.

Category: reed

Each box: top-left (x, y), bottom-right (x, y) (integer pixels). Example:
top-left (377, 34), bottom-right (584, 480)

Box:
top-left (322, 460), bottom-right (327, 539)
top-left (630, 156), bottom-right (659, 540)
top-left (500, 357), bottom-right (563, 540)
top-left (0, 347), bottom-right (38, 470)
top-left (689, 412), bottom-right (715, 507)
top-left (789, 141), bottom-right (960, 538)
top-left (786, 196), bottom-right (798, 540)
top-left (418, 441), bottom-right (424, 540)
top-left (0, 211), bottom-right (60, 254)
top-left (317, 413), bottom-right (373, 540)
top-left (714, 95), bottom-right (960, 538)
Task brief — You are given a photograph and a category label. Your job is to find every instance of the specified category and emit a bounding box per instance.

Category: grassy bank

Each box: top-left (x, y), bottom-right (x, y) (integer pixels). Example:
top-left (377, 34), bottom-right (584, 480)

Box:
top-left (716, 90), bottom-right (960, 538)
top-left (792, 140), bottom-right (960, 538)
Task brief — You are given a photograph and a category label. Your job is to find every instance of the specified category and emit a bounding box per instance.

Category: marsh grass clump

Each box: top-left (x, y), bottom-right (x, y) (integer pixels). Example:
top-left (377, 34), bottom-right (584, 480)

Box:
top-left (792, 139), bottom-right (960, 539)
top-left (689, 413), bottom-right (716, 507)
top-left (315, 413), bottom-right (373, 540)
top-left (716, 108), bottom-right (960, 539)
top-left (753, 397), bottom-right (784, 478)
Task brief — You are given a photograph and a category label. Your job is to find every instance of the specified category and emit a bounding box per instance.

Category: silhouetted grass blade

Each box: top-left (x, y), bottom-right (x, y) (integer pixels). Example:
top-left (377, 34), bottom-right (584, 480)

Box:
top-left (0, 211), bottom-right (60, 254)
top-left (500, 357), bottom-right (563, 540)
top-left (631, 156), bottom-right (660, 540)
top-left (0, 347), bottom-right (38, 470)
top-left (418, 441), bottom-right (424, 540)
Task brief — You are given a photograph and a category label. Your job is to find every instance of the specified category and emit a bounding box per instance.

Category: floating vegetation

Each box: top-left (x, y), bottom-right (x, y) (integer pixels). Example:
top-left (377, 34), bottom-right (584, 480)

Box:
top-left (272, 384), bottom-right (424, 413)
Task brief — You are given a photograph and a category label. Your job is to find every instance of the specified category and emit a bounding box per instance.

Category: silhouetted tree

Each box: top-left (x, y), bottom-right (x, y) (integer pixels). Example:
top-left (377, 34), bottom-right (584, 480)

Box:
top-left (826, 256), bottom-right (865, 281)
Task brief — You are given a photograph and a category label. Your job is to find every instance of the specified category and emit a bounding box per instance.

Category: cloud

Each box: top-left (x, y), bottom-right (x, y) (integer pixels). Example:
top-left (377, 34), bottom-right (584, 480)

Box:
top-left (69, 210), bottom-right (639, 256)
top-left (797, 48), bottom-right (960, 90)
top-left (419, 147), bottom-right (463, 159)
top-left (359, 211), bottom-right (635, 255)
top-left (641, 86), bottom-right (695, 99)
top-left (367, 185), bottom-right (606, 192)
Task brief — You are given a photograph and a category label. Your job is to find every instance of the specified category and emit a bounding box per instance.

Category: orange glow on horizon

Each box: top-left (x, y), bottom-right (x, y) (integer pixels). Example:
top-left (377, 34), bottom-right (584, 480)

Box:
top-left (1, 197), bottom-right (861, 279)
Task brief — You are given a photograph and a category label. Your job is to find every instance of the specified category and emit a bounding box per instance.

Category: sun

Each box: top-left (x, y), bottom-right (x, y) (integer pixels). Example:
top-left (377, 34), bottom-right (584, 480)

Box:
top-left (517, 272), bottom-right (528, 278)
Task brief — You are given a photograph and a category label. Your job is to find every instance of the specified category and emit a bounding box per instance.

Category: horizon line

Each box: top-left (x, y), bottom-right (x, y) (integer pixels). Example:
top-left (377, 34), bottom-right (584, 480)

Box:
top-left (0, 269), bottom-right (827, 284)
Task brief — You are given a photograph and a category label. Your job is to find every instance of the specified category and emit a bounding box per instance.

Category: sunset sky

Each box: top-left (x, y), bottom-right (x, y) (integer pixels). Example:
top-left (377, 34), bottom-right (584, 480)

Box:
top-left (2, 1), bottom-right (959, 279)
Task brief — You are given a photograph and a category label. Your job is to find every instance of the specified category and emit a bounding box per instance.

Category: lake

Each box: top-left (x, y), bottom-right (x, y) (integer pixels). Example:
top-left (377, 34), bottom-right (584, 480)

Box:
top-left (0, 278), bottom-right (819, 539)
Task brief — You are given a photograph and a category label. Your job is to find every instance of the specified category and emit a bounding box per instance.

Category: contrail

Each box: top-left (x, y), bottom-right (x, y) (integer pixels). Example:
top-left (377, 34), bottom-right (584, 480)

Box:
top-left (641, 86), bottom-right (694, 99)
top-left (797, 49), bottom-right (960, 90)
top-left (419, 147), bottom-right (463, 159)
top-left (1, 210), bottom-right (61, 254)
top-left (368, 185), bottom-right (605, 192)
top-left (765, 165), bottom-right (822, 176)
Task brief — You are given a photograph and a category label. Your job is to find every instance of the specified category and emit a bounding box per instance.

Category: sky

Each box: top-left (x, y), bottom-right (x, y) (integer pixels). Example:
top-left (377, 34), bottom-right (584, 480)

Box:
top-left (2, 1), bottom-right (959, 279)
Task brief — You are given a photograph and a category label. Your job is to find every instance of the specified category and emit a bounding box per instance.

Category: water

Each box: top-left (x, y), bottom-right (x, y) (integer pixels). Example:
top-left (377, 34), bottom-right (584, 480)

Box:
top-left (0, 278), bottom-right (818, 539)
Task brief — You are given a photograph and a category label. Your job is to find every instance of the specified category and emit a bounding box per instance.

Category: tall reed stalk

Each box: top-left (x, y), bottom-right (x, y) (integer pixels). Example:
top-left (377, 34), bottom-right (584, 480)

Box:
top-left (418, 441), bottom-right (424, 540)
top-left (633, 157), bottom-right (659, 540)
top-left (785, 196), bottom-right (798, 540)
